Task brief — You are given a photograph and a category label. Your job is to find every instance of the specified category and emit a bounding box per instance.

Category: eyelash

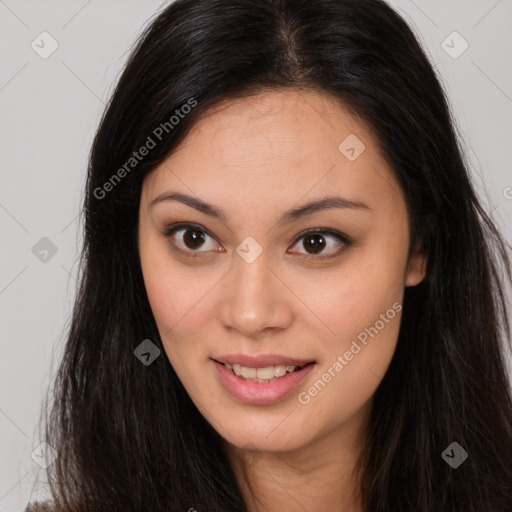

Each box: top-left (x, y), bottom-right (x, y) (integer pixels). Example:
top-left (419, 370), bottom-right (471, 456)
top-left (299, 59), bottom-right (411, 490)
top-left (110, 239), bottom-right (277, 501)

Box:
top-left (162, 222), bottom-right (352, 262)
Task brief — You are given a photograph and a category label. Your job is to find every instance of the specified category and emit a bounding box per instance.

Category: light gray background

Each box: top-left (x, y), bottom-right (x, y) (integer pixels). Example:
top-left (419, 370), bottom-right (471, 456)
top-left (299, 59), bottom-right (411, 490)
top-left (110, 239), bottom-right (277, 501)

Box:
top-left (0, 1), bottom-right (511, 510)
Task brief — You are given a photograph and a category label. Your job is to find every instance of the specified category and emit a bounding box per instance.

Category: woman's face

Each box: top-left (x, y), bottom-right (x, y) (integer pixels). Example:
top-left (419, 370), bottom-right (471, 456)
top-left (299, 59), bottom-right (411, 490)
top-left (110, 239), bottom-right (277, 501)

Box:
top-left (138, 89), bottom-right (426, 453)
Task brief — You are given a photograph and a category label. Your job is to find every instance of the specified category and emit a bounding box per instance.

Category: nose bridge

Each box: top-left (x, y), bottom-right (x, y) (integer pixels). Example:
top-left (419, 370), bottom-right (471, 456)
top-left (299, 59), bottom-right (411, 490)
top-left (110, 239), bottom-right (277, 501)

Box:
top-left (219, 247), bottom-right (291, 335)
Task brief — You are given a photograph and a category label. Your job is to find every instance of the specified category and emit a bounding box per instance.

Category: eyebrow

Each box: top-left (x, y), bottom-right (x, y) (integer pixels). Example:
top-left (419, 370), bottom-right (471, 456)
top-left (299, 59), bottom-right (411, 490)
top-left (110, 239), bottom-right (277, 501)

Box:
top-left (149, 191), bottom-right (371, 225)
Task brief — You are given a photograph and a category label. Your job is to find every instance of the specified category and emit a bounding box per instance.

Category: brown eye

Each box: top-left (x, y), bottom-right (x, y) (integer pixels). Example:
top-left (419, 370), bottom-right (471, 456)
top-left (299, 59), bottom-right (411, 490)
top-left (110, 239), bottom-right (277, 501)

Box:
top-left (302, 233), bottom-right (327, 254)
top-left (163, 223), bottom-right (351, 261)
top-left (289, 229), bottom-right (351, 259)
top-left (164, 224), bottom-right (221, 255)
top-left (182, 229), bottom-right (207, 250)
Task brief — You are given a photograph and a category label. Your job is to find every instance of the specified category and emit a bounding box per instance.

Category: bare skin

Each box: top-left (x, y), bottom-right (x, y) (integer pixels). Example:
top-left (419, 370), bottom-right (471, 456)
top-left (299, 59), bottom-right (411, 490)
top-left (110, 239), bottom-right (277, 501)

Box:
top-left (138, 89), bottom-right (427, 512)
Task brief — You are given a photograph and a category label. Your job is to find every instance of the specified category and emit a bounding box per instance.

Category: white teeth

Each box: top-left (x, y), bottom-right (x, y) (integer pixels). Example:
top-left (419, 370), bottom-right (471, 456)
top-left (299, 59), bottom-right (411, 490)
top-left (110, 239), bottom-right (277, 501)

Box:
top-left (256, 366), bottom-right (275, 380)
top-left (240, 367), bottom-right (257, 379)
top-left (223, 362), bottom-right (304, 381)
top-left (274, 365), bottom-right (287, 377)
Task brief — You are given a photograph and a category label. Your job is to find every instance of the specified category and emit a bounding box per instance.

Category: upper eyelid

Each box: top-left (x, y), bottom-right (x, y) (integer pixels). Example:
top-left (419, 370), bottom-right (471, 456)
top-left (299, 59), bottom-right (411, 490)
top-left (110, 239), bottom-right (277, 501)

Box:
top-left (163, 223), bottom-right (222, 253)
top-left (164, 222), bottom-right (348, 240)
top-left (164, 223), bottom-right (217, 242)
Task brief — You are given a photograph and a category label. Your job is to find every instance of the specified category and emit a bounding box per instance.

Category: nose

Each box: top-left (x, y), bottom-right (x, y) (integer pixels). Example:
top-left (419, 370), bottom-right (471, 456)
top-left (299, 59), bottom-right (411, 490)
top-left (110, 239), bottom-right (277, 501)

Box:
top-left (218, 252), bottom-right (293, 338)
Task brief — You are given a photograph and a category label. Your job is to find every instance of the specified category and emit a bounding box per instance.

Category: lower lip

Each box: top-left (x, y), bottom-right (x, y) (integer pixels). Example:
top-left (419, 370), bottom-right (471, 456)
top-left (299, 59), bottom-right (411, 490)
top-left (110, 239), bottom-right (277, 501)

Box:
top-left (213, 360), bottom-right (316, 405)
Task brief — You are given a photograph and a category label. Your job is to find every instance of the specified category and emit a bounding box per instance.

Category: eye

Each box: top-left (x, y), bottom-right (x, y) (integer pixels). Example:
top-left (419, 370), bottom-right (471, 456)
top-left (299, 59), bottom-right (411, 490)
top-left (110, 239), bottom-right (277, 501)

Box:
top-left (162, 223), bottom-right (351, 261)
top-left (288, 229), bottom-right (351, 260)
top-left (163, 223), bottom-right (222, 257)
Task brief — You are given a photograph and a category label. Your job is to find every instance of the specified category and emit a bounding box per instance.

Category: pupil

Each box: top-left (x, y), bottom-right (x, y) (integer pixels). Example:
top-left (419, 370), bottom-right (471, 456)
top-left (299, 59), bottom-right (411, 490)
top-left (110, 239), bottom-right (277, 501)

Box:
top-left (184, 229), bottom-right (205, 250)
top-left (304, 234), bottom-right (325, 254)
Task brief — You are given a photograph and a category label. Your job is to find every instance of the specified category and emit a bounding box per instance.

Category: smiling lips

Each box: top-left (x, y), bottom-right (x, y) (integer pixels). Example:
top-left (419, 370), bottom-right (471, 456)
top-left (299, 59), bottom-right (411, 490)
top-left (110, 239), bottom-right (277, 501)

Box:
top-left (212, 354), bottom-right (316, 404)
top-left (225, 362), bottom-right (304, 382)
top-left (213, 354), bottom-right (315, 383)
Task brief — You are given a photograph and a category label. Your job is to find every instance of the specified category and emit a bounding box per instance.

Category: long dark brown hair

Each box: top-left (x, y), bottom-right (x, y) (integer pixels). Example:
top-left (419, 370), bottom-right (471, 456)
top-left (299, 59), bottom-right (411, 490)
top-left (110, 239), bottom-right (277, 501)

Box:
top-left (29, 0), bottom-right (512, 510)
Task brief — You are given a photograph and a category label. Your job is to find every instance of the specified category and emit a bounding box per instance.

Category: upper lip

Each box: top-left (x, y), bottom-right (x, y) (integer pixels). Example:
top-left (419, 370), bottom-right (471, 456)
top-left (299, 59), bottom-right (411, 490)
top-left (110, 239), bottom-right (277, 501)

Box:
top-left (213, 354), bottom-right (316, 368)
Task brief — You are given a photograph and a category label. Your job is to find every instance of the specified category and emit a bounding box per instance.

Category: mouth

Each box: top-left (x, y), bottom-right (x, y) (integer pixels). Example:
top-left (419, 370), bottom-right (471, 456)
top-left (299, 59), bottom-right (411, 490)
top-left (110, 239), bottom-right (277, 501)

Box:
top-left (212, 357), bottom-right (317, 405)
top-left (213, 359), bottom-right (315, 383)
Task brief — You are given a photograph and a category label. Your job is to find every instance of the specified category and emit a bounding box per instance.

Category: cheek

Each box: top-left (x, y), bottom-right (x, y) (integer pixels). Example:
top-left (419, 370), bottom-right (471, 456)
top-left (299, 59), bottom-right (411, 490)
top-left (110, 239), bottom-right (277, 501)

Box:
top-left (142, 267), bottom-right (216, 352)
top-left (139, 227), bottom-right (210, 328)
top-left (296, 296), bottom-right (402, 426)
top-left (140, 263), bottom-right (215, 398)
top-left (144, 270), bottom-right (198, 327)
top-left (138, 234), bottom-right (212, 354)
top-left (293, 245), bottom-right (405, 407)
top-left (299, 246), bottom-right (406, 344)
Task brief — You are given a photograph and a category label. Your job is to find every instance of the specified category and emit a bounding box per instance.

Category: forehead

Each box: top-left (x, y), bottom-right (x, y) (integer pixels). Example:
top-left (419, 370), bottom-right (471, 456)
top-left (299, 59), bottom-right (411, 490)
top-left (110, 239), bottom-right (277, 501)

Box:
top-left (160, 89), bottom-right (378, 166)
top-left (141, 89), bottom-right (404, 222)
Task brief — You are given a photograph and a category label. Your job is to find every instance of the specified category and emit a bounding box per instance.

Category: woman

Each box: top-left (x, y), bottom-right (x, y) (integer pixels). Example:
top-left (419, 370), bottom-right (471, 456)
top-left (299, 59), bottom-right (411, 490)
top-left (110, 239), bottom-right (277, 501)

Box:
top-left (28, 0), bottom-right (512, 510)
